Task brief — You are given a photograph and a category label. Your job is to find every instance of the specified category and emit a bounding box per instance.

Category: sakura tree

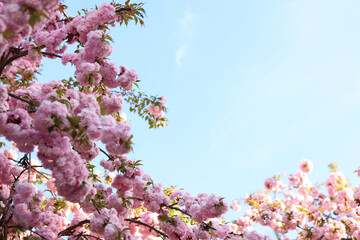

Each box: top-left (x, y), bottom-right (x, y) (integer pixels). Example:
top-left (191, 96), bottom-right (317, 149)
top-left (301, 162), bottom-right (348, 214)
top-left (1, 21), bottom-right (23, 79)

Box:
top-left (1, 0), bottom-right (360, 240)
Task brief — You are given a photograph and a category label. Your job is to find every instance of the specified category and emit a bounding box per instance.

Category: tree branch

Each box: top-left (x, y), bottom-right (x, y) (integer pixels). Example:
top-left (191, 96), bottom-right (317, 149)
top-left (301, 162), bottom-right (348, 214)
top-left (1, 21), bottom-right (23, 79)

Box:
top-left (41, 52), bottom-right (62, 58)
top-left (58, 220), bottom-right (90, 237)
top-left (165, 204), bottom-right (191, 217)
top-left (99, 147), bottom-right (115, 161)
top-left (8, 93), bottom-right (40, 107)
top-left (125, 218), bottom-right (168, 238)
top-left (0, 50), bottom-right (29, 76)
top-left (0, 48), bottom-right (61, 77)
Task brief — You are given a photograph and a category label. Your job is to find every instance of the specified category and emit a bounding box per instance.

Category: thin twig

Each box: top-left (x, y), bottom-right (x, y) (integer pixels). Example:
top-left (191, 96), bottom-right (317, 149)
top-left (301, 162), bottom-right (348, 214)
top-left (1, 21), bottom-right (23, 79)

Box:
top-left (41, 52), bottom-right (62, 58)
top-left (99, 147), bottom-right (115, 161)
top-left (125, 218), bottom-right (168, 238)
top-left (30, 230), bottom-right (48, 240)
top-left (165, 205), bottom-right (191, 217)
top-left (8, 93), bottom-right (40, 107)
top-left (31, 167), bottom-right (50, 180)
top-left (72, 233), bottom-right (102, 240)
top-left (28, 153), bottom-right (31, 182)
top-left (58, 220), bottom-right (90, 237)
top-left (115, 7), bottom-right (133, 13)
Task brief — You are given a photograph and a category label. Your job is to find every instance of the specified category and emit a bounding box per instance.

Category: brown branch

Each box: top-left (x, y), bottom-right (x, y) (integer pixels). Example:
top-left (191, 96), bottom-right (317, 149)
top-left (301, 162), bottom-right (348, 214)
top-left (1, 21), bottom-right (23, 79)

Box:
top-left (115, 7), bottom-right (133, 13)
top-left (0, 48), bottom-right (61, 77)
top-left (59, 218), bottom-right (168, 239)
top-left (0, 50), bottom-right (29, 76)
top-left (58, 220), bottom-right (90, 237)
top-left (99, 147), bottom-right (115, 161)
top-left (31, 167), bottom-right (50, 180)
top-left (0, 50), bottom-right (12, 76)
top-left (30, 230), bottom-right (48, 240)
top-left (72, 233), bottom-right (102, 240)
top-left (165, 204), bottom-right (191, 217)
top-left (41, 52), bottom-right (62, 58)
top-left (91, 199), bottom-right (101, 214)
top-left (27, 153), bottom-right (31, 182)
top-left (125, 218), bottom-right (168, 238)
top-left (8, 93), bottom-right (40, 107)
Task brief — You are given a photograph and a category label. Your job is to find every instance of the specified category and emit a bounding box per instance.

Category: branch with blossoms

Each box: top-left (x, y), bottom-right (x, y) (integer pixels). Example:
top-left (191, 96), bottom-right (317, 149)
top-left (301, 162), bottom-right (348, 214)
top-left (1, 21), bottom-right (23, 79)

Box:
top-left (116, 89), bottom-right (168, 128)
top-left (0, 47), bottom-right (62, 76)
top-left (0, 168), bottom-right (28, 240)
top-left (8, 93), bottom-right (40, 107)
top-left (232, 159), bottom-right (360, 239)
top-left (125, 218), bottom-right (169, 238)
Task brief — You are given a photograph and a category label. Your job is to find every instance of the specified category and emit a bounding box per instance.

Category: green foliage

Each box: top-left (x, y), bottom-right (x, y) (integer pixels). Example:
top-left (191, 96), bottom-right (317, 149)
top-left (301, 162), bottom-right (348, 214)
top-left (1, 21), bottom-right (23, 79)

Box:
top-left (120, 88), bottom-right (168, 129)
top-left (1, 65), bottom-right (39, 91)
top-left (48, 115), bottom-right (64, 133)
top-left (53, 197), bottom-right (67, 213)
top-left (87, 163), bottom-right (102, 183)
top-left (113, 0), bottom-right (146, 26)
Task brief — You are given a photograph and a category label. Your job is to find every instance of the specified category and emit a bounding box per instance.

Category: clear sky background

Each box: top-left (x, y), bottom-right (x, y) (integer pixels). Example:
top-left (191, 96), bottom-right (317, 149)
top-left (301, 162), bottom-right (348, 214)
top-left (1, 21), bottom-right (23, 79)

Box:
top-left (43, 0), bottom-right (360, 235)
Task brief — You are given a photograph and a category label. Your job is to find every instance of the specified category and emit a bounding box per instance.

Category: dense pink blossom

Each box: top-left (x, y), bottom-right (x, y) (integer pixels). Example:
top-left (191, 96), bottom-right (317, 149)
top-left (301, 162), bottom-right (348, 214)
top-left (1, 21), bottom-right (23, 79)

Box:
top-left (117, 65), bottom-right (138, 90)
top-left (101, 94), bottom-right (123, 114)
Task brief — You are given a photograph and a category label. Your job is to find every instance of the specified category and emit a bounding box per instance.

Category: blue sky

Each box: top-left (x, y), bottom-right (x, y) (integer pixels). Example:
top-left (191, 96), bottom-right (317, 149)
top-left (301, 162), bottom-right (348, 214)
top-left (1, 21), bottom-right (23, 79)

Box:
top-left (44, 0), bottom-right (360, 235)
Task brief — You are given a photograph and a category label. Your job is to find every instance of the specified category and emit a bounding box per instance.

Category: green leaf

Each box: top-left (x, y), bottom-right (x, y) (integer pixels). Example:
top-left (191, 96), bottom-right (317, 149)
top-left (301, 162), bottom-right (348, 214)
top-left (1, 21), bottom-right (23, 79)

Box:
top-left (67, 116), bottom-right (75, 124)
top-left (48, 125), bottom-right (55, 132)
top-left (71, 129), bottom-right (77, 139)
top-left (29, 13), bottom-right (37, 28)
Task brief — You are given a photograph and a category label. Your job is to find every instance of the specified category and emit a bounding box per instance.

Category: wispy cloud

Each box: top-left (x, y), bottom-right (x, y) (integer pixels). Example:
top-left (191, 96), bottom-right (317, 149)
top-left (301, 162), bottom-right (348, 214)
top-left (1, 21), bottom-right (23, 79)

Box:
top-left (180, 11), bottom-right (196, 37)
top-left (175, 11), bottom-right (197, 68)
top-left (175, 45), bottom-right (187, 68)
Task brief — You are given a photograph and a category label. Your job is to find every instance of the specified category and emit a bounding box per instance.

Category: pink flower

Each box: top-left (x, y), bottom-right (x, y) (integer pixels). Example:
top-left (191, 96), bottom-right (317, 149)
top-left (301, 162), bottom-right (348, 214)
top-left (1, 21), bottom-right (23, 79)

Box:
top-left (101, 95), bottom-right (123, 114)
top-left (148, 104), bottom-right (163, 117)
top-left (116, 65), bottom-right (138, 90)
top-left (264, 177), bottom-right (277, 191)
top-left (160, 96), bottom-right (167, 106)
top-left (231, 200), bottom-right (241, 211)
top-left (4, 149), bottom-right (17, 160)
top-left (299, 159), bottom-right (313, 173)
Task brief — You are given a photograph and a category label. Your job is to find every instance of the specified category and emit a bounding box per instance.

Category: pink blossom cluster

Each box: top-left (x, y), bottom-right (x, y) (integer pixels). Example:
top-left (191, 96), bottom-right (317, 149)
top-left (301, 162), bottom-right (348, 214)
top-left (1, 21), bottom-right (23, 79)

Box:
top-left (0, 0), bottom-right (60, 56)
top-left (6, 180), bottom-right (72, 240)
top-left (171, 191), bottom-right (229, 223)
top-left (0, 85), bottom-right (8, 112)
top-left (2, 52), bottom-right (42, 80)
top-left (61, 31), bottom-right (138, 89)
top-left (101, 94), bottom-right (123, 114)
top-left (0, 152), bottom-right (21, 186)
top-left (148, 96), bottom-right (167, 116)
top-left (90, 208), bottom-right (128, 240)
top-left (233, 159), bottom-right (360, 239)
top-left (65, 3), bottom-right (117, 44)
top-left (0, 108), bottom-right (37, 152)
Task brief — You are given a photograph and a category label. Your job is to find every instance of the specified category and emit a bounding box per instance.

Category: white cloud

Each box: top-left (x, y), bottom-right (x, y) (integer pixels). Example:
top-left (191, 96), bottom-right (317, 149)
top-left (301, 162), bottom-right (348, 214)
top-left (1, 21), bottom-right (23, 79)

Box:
top-left (180, 11), bottom-right (196, 37)
top-left (174, 11), bottom-right (197, 68)
top-left (175, 45), bottom-right (187, 68)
